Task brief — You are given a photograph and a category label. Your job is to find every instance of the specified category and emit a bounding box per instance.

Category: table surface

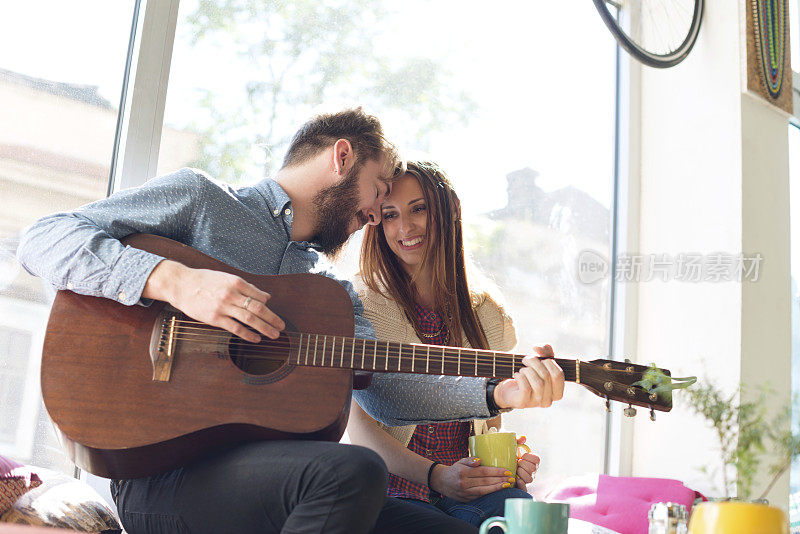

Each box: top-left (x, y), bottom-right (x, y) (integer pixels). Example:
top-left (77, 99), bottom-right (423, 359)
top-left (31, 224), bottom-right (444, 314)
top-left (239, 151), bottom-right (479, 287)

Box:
top-left (569, 518), bottom-right (623, 534)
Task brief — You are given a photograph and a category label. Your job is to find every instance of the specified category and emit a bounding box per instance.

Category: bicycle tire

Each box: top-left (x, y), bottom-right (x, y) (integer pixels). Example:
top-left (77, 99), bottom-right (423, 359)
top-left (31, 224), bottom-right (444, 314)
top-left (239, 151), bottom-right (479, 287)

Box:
top-left (593, 0), bottom-right (704, 68)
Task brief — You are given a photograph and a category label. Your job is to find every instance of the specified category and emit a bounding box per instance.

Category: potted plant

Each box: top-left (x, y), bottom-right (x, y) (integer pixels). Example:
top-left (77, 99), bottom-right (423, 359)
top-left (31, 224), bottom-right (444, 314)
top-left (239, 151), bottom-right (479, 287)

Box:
top-left (684, 380), bottom-right (798, 531)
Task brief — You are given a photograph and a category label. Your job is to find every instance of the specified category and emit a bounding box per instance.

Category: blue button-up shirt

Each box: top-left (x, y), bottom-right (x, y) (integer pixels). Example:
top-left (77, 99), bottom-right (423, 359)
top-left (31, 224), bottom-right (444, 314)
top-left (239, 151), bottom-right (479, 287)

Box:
top-left (17, 168), bottom-right (492, 425)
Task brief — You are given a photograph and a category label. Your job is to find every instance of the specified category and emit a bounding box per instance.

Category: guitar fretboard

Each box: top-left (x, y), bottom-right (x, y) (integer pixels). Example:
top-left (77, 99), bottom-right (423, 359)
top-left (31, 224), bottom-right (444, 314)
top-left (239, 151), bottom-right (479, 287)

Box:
top-left (291, 333), bottom-right (577, 381)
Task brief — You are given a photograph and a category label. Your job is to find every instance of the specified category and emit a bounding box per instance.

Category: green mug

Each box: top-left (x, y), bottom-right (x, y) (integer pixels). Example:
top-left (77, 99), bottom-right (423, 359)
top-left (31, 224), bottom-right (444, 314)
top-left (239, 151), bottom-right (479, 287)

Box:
top-left (479, 499), bottom-right (570, 534)
top-left (468, 432), bottom-right (531, 474)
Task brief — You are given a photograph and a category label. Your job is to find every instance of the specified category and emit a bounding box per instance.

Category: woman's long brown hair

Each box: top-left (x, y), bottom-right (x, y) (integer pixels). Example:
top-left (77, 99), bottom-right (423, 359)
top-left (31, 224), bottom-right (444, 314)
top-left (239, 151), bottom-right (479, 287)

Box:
top-left (360, 161), bottom-right (489, 350)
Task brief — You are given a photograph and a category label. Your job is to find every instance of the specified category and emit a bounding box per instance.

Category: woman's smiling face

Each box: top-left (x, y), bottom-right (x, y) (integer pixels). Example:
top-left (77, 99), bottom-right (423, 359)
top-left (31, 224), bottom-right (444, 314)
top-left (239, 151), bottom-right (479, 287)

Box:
top-left (380, 173), bottom-right (430, 274)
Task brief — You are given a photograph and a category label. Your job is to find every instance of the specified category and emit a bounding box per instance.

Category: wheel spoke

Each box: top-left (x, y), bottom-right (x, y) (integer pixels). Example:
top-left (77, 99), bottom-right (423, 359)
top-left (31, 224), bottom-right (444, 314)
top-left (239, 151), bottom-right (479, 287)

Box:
top-left (658, 1), bottom-right (683, 53)
top-left (594, 0), bottom-right (703, 67)
top-left (670, 0), bottom-right (692, 19)
top-left (645, 1), bottom-right (670, 55)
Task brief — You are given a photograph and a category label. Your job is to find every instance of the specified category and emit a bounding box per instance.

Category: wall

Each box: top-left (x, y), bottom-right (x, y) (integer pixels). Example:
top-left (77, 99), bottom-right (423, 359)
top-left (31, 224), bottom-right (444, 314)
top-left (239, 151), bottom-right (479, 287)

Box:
top-left (620, 0), bottom-right (792, 508)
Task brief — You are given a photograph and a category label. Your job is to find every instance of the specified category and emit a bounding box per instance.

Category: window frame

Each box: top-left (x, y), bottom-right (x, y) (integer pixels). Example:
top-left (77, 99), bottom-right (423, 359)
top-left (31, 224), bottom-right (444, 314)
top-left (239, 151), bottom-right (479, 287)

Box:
top-left (601, 6), bottom-right (638, 477)
top-left (110, 0), bottom-right (180, 193)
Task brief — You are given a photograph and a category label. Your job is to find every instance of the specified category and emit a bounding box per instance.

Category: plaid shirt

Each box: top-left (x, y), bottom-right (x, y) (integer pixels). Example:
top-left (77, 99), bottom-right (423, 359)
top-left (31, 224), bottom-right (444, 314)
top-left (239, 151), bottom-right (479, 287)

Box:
top-left (386, 303), bottom-right (472, 501)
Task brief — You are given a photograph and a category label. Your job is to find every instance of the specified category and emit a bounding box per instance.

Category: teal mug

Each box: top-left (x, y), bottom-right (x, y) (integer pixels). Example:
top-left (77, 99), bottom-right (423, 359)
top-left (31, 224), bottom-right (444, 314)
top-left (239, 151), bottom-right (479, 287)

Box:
top-left (479, 499), bottom-right (570, 534)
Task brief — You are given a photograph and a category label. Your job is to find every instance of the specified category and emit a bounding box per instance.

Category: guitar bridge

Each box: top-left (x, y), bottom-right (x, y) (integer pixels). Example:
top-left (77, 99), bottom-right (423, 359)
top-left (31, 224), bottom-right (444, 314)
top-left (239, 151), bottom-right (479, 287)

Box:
top-left (149, 308), bottom-right (179, 382)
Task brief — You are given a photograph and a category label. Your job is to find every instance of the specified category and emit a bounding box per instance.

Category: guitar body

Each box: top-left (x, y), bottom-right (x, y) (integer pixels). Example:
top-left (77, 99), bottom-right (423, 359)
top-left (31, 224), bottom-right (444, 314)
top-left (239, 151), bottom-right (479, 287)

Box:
top-left (41, 234), bottom-right (355, 479)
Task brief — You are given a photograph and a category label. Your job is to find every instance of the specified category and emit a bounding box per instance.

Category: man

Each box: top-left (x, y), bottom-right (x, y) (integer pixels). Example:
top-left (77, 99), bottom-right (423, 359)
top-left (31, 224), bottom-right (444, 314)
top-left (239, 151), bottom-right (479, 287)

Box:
top-left (18, 108), bottom-right (564, 533)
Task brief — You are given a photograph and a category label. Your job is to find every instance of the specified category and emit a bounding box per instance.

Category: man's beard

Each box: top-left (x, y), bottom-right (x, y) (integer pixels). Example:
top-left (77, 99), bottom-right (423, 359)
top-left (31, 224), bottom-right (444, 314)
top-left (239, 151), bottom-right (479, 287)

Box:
top-left (310, 165), bottom-right (367, 257)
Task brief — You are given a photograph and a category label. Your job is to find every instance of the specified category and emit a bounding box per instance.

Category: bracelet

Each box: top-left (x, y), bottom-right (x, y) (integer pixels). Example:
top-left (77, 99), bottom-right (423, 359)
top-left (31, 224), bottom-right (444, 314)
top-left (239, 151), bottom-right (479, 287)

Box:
top-left (427, 461), bottom-right (442, 504)
top-left (486, 378), bottom-right (511, 416)
top-left (427, 461), bottom-right (441, 489)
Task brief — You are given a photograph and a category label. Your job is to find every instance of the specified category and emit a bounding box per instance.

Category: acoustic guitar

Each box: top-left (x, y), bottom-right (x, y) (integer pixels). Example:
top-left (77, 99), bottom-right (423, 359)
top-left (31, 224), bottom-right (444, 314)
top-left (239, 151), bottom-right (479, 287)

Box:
top-left (41, 234), bottom-right (674, 479)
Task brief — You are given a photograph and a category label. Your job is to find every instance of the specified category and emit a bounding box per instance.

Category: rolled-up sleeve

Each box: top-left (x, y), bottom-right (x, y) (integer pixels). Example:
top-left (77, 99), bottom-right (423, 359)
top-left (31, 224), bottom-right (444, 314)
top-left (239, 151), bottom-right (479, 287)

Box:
top-left (17, 168), bottom-right (205, 305)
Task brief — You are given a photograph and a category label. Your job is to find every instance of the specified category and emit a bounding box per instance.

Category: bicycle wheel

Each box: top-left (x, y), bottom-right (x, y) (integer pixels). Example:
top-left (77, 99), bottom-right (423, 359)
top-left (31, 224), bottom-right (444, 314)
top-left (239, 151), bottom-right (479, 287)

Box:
top-left (593, 0), bottom-right (704, 68)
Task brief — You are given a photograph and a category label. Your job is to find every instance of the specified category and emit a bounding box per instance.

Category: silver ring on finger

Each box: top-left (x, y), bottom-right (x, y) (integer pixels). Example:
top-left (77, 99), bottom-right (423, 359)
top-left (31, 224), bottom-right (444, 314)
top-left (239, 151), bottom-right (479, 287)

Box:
top-left (243, 296), bottom-right (253, 310)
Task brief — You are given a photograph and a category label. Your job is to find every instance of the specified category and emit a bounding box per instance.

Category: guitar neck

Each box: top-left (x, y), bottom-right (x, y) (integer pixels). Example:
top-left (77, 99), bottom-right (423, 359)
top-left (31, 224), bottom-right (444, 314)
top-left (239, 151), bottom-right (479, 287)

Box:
top-left (290, 333), bottom-right (577, 382)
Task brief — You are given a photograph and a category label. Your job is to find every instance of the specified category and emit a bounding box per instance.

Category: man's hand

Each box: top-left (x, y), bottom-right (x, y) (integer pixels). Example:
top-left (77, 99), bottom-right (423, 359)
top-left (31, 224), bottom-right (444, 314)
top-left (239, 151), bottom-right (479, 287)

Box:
top-left (143, 260), bottom-right (285, 343)
top-left (430, 458), bottom-right (516, 502)
top-left (514, 436), bottom-right (539, 490)
top-left (494, 345), bottom-right (565, 409)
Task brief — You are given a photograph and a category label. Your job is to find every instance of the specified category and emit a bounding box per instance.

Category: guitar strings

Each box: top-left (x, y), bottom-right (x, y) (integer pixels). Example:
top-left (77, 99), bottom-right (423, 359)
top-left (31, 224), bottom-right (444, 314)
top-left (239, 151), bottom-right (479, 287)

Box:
top-left (169, 318), bottom-right (639, 375)
top-left (157, 333), bottom-right (649, 396)
top-left (165, 324), bottom-right (559, 368)
top-left (165, 320), bottom-right (596, 374)
top-left (167, 321), bottom-right (552, 369)
top-left (167, 319), bottom-right (553, 366)
top-left (161, 320), bottom-right (653, 389)
top-left (163, 324), bottom-right (619, 378)
top-left (168, 319), bottom-right (592, 370)
top-left (167, 333), bottom-right (529, 370)
top-left (157, 325), bottom-right (653, 396)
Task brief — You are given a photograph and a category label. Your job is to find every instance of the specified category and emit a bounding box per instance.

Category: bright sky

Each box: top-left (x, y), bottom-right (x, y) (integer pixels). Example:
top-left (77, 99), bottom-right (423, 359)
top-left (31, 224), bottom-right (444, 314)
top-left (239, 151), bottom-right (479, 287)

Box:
top-left (0, 2), bottom-right (134, 103)
top-left (0, 0), bottom-right (621, 218)
top-left (2, 1), bottom-right (800, 215)
top-left (380, 1), bottom-right (619, 213)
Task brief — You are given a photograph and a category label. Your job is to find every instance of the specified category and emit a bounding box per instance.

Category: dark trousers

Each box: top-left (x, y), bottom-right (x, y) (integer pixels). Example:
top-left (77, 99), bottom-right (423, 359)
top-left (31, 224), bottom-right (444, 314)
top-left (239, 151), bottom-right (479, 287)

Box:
top-left (111, 441), bottom-right (476, 534)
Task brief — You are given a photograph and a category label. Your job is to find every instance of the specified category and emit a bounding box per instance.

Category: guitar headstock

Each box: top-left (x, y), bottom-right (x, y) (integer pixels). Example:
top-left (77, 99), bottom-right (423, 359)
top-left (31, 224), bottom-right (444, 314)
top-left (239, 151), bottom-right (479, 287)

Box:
top-left (579, 359), bottom-right (673, 414)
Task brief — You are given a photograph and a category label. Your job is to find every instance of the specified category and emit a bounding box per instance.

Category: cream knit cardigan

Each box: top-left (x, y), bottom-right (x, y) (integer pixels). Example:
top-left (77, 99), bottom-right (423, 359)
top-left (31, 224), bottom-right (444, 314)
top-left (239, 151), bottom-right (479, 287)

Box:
top-left (353, 277), bottom-right (518, 447)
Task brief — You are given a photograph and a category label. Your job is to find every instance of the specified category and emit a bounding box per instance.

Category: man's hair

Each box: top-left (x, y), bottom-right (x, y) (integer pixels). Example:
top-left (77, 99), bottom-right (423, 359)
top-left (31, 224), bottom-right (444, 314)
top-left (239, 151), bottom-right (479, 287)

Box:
top-left (282, 108), bottom-right (398, 172)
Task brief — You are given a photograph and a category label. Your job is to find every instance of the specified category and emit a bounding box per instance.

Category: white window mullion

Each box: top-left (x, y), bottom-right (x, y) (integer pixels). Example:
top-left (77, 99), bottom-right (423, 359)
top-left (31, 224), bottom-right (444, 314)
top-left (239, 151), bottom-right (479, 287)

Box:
top-left (792, 70), bottom-right (799, 127)
top-left (604, 7), bottom-right (641, 478)
top-left (112, 0), bottom-right (180, 193)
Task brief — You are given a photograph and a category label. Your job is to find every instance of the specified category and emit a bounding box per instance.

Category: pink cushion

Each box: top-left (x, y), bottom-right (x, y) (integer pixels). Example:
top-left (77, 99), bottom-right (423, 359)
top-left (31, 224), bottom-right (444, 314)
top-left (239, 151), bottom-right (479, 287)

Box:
top-left (546, 474), bottom-right (702, 534)
top-left (0, 456), bottom-right (25, 477)
top-left (0, 455), bottom-right (42, 516)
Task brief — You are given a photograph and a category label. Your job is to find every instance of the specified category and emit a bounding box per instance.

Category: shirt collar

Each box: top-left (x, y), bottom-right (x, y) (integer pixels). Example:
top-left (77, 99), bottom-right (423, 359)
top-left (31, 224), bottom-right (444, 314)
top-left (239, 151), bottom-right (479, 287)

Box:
top-left (253, 178), bottom-right (327, 251)
top-left (253, 178), bottom-right (292, 218)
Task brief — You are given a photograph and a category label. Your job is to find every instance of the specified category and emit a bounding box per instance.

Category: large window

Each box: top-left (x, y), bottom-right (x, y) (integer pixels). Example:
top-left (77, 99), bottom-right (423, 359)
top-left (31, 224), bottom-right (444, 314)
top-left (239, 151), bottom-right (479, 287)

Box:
top-left (0, 2), bottom-right (136, 472)
top-left (158, 0), bottom-right (619, 495)
top-left (0, 0), bottom-right (623, 502)
top-left (786, 0), bottom-right (800, 505)
top-left (788, 124), bottom-right (800, 498)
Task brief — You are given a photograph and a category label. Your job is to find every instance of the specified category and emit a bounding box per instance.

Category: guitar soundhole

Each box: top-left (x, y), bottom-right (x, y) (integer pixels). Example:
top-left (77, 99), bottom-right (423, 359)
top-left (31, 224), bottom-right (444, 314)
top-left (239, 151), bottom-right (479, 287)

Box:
top-left (229, 332), bottom-right (291, 375)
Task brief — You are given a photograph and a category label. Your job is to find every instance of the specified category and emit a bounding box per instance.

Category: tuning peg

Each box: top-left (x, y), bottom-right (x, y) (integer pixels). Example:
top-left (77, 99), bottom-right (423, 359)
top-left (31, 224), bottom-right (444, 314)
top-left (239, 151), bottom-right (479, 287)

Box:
top-left (605, 397), bottom-right (611, 412)
top-left (624, 358), bottom-right (632, 364)
top-left (623, 405), bottom-right (637, 417)
top-left (650, 407), bottom-right (656, 421)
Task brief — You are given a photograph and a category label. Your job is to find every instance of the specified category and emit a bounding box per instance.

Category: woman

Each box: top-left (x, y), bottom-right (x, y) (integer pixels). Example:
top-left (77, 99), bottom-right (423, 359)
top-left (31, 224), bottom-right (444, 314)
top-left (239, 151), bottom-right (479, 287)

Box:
top-left (348, 161), bottom-right (539, 529)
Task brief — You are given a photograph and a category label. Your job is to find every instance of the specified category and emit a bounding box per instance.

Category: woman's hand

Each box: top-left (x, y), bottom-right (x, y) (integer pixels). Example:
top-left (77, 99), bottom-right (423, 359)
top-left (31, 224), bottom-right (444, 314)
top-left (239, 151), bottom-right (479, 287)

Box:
top-left (430, 457), bottom-right (515, 503)
top-left (514, 435), bottom-right (539, 490)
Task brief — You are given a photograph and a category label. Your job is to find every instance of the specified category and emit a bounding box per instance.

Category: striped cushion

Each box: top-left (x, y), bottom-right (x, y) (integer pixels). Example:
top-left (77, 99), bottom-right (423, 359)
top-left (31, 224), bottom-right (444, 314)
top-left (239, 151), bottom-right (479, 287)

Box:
top-left (1, 468), bottom-right (121, 531)
top-left (0, 455), bottom-right (42, 516)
